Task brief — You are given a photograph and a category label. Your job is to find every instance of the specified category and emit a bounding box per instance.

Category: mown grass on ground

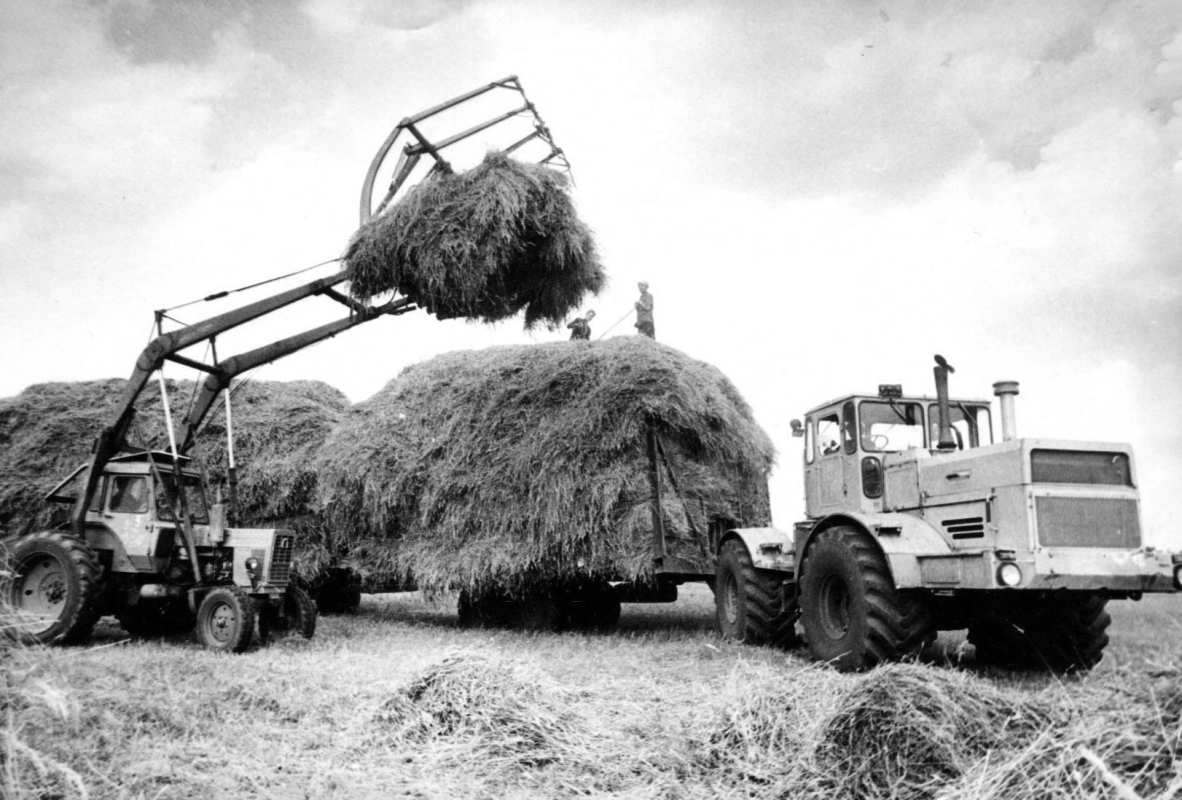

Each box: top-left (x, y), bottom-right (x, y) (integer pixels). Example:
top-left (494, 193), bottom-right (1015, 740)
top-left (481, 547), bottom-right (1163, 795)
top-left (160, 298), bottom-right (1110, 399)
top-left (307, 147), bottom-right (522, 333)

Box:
top-left (5, 586), bottom-right (1181, 799)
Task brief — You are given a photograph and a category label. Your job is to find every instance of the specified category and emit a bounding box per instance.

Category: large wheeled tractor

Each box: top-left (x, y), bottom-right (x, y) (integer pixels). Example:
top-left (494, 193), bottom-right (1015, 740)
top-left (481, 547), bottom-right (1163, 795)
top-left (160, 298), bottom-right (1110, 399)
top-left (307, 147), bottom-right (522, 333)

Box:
top-left (713, 356), bottom-right (1181, 672)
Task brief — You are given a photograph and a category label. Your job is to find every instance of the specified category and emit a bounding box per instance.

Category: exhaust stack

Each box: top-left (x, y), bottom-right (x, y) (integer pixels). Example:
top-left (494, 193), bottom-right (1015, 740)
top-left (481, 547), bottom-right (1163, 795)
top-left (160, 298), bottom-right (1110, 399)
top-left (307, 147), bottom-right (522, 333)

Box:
top-left (934, 355), bottom-right (957, 451)
top-left (993, 380), bottom-right (1020, 442)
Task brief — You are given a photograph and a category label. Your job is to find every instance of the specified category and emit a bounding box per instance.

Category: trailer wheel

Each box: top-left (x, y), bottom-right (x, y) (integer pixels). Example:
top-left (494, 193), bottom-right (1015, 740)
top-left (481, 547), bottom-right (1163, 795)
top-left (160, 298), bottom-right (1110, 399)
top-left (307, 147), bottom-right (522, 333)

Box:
top-left (195, 586), bottom-right (256, 653)
top-left (715, 539), bottom-right (800, 648)
top-left (3, 531), bottom-right (104, 646)
top-left (564, 583), bottom-right (622, 632)
top-left (456, 589), bottom-right (562, 632)
top-left (799, 526), bottom-right (932, 671)
top-left (968, 593), bottom-right (1110, 673)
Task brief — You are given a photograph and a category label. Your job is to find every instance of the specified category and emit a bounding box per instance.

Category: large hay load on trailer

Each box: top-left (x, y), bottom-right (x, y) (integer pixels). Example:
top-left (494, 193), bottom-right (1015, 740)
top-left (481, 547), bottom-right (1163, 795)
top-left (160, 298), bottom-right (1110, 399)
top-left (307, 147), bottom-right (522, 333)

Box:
top-left (313, 337), bottom-right (774, 600)
top-left (0, 379), bottom-right (346, 563)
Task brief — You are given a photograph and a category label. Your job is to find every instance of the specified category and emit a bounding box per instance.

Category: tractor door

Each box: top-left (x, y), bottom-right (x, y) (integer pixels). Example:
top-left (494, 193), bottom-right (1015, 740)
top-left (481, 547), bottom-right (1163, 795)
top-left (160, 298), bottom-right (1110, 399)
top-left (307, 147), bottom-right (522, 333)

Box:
top-left (100, 474), bottom-right (155, 571)
top-left (805, 404), bottom-right (856, 517)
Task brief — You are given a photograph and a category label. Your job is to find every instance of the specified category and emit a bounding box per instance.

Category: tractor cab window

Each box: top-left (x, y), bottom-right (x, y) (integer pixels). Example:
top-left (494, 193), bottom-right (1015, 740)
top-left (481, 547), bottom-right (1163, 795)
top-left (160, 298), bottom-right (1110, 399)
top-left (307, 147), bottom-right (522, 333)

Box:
top-left (155, 474), bottom-right (209, 523)
top-left (108, 476), bottom-right (149, 513)
top-left (928, 403), bottom-right (991, 450)
top-left (817, 413), bottom-right (842, 457)
top-left (859, 400), bottom-right (925, 452)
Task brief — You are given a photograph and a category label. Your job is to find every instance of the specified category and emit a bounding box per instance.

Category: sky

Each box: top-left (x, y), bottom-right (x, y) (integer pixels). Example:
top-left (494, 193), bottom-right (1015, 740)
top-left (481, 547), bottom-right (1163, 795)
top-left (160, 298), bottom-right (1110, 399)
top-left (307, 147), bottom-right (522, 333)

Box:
top-left (2, 0), bottom-right (1180, 545)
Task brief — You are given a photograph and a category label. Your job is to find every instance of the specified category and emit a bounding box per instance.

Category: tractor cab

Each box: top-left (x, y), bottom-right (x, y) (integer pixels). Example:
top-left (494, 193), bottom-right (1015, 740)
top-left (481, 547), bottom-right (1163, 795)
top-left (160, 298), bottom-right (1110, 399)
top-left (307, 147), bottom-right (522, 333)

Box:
top-left (795, 384), bottom-right (993, 519)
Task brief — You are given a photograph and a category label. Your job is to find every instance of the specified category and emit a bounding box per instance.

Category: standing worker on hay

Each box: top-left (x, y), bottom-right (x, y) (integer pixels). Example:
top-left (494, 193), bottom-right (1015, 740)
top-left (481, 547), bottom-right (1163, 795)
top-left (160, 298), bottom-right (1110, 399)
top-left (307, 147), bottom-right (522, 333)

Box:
top-left (635, 282), bottom-right (655, 339)
top-left (567, 310), bottom-right (596, 340)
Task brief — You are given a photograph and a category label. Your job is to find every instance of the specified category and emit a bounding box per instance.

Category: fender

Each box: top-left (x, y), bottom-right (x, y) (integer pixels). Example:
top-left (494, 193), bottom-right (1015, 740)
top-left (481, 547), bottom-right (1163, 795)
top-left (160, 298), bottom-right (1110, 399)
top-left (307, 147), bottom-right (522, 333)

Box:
top-left (718, 527), bottom-right (795, 572)
top-left (796, 512), bottom-right (953, 588)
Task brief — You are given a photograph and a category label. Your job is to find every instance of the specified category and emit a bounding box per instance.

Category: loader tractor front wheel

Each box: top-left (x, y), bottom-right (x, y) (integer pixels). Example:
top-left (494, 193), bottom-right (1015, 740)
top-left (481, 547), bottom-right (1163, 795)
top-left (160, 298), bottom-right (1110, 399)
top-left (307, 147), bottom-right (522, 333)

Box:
top-left (260, 585), bottom-right (318, 643)
top-left (715, 539), bottom-right (801, 648)
top-left (799, 526), bottom-right (932, 671)
top-left (968, 592), bottom-right (1110, 674)
top-left (195, 586), bottom-right (256, 653)
top-left (4, 532), bottom-right (103, 646)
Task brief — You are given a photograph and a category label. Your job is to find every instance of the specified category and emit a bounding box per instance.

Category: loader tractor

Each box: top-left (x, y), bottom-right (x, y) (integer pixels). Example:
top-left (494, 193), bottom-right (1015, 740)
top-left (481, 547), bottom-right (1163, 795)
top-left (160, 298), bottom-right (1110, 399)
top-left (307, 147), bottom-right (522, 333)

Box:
top-left (715, 356), bottom-right (1182, 672)
top-left (1, 76), bottom-right (571, 651)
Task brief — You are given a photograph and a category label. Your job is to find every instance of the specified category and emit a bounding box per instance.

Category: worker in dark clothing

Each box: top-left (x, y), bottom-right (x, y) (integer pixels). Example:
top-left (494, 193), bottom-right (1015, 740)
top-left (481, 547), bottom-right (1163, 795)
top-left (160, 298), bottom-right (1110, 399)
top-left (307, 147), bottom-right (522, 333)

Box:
top-left (634, 281), bottom-right (654, 338)
top-left (567, 310), bottom-right (596, 340)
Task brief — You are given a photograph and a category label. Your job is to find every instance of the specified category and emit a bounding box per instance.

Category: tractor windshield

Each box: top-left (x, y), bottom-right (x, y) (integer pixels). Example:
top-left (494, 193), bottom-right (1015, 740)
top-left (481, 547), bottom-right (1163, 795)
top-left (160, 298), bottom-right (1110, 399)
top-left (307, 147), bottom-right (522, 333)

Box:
top-left (859, 400), bottom-right (925, 452)
top-left (154, 474), bottom-right (209, 523)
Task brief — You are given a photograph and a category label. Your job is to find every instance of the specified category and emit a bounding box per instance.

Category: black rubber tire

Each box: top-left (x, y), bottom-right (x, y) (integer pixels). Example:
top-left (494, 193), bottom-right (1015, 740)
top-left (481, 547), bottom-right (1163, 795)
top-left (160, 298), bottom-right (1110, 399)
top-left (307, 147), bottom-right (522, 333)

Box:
top-left (274, 585), bottom-right (318, 639)
top-left (715, 539), bottom-right (800, 648)
top-left (195, 586), bottom-right (256, 653)
top-left (3, 531), bottom-right (104, 645)
top-left (968, 592), bottom-right (1110, 673)
top-left (456, 589), bottom-right (562, 632)
top-left (564, 583), bottom-right (622, 632)
top-left (799, 526), bottom-right (932, 671)
top-left (118, 599), bottom-right (195, 639)
top-left (311, 569), bottom-right (362, 615)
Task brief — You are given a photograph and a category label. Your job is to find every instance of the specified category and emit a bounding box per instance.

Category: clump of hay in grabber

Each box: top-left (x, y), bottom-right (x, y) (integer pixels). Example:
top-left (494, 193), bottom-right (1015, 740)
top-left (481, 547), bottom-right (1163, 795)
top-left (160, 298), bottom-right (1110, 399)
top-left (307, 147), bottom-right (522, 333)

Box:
top-left (344, 150), bottom-right (605, 329)
top-left (313, 337), bottom-right (775, 597)
top-left (0, 378), bottom-right (346, 565)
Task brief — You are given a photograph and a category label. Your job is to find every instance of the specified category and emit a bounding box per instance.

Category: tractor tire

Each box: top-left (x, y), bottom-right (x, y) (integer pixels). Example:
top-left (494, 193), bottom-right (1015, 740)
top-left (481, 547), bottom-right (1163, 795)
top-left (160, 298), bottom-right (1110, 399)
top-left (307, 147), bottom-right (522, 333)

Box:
top-left (715, 538), bottom-right (800, 648)
top-left (799, 526), bottom-right (932, 671)
top-left (118, 600), bottom-right (195, 639)
top-left (3, 531), bottom-right (104, 646)
top-left (195, 586), bottom-right (256, 653)
top-left (968, 592), bottom-right (1110, 674)
top-left (261, 585), bottom-right (318, 643)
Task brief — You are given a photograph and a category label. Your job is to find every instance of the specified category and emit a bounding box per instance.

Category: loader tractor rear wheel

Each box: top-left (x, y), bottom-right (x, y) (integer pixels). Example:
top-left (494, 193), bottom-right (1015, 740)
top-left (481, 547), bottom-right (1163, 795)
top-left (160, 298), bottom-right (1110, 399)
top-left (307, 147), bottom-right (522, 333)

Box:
top-left (799, 526), bottom-right (932, 671)
top-left (4, 531), bottom-right (104, 646)
top-left (715, 539), bottom-right (801, 648)
top-left (260, 585), bottom-right (318, 643)
top-left (195, 586), bottom-right (256, 653)
top-left (968, 592), bottom-right (1110, 674)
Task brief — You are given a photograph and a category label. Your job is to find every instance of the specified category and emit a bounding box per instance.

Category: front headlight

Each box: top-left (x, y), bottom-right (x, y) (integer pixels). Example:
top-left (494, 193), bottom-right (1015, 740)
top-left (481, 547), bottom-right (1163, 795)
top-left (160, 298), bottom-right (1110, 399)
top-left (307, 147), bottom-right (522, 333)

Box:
top-left (997, 562), bottom-right (1022, 587)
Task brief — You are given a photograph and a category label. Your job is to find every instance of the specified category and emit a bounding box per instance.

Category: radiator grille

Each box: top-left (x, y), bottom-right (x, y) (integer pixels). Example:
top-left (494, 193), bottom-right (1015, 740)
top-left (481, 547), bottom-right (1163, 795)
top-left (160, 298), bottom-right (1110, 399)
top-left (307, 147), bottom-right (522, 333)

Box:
top-left (1036, 496), bottom-right (1140, 548)
top-left (268, 532), bottom-right (295, 584)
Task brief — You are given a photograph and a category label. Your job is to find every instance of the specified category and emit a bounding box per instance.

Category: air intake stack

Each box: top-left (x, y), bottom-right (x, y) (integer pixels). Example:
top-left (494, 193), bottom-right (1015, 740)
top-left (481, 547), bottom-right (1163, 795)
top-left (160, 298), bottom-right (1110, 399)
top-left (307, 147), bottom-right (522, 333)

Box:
top-left (992, 380), bottom-right (1020, 442)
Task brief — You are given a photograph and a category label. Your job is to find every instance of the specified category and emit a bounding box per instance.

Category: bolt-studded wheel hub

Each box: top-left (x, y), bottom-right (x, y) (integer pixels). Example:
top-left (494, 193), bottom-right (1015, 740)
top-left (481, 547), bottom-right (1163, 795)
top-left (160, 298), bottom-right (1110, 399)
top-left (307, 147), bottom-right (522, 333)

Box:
top-left (208, 602), bottom-right (237, 644)
top-left (14, 556), bottom-right (68, 634)
top-left (722, 575), bottom-right (740, 626)
top-left (818, 573), bottom-right (851, 641)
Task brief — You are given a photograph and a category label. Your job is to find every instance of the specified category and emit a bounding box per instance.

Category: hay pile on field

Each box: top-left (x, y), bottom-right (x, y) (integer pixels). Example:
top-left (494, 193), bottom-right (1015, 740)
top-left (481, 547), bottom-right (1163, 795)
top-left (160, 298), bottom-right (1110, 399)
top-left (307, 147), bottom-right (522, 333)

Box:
top-left (344, 150), bottom-right (604, 329)
top-left (314, 337), bottom-right (774, 595)
top-left (370, 649), bottom-right (582, 768)
top-left (0, 379), bottom-right (347, 556)
top-left (695, 660), bottom-right (1182, 800)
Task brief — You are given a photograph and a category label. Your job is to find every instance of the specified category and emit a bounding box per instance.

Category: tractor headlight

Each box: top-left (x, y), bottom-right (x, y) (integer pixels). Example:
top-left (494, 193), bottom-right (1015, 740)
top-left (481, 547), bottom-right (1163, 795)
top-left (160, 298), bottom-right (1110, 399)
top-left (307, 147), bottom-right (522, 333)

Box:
top-left (244, 556), bottom-right (261, 579)
top-left (997, 562), bottom-right (1022, 587)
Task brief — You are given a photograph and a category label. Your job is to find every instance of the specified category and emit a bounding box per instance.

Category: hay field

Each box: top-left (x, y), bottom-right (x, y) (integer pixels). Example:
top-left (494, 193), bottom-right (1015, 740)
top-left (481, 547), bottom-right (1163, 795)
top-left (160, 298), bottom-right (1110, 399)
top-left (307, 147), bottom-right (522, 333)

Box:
top-left (6, 586), bottom-right (1181, 800)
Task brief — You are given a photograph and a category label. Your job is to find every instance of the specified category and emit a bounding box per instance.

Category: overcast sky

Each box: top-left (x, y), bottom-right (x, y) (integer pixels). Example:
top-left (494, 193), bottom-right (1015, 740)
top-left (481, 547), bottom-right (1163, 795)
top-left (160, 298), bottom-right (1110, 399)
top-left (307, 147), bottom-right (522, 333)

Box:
top-left (2, 0), bottom-right (1180, 544)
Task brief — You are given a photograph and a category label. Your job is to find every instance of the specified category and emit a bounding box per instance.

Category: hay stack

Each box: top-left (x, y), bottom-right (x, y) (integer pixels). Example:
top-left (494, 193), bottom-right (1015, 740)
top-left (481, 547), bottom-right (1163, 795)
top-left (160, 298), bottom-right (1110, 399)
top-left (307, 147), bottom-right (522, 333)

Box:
top-left (314, 337), bottom-right (774, 594)
top-left (344, 151), bottom-right (604, 329)
top-left (0, 378), bottom-right (347, 558)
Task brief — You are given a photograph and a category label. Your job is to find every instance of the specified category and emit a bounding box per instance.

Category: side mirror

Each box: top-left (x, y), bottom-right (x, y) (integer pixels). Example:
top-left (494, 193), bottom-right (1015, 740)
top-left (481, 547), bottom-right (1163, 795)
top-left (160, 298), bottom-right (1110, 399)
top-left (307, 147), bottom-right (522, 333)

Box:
top-left (790, 419), bottom-right (805, 438)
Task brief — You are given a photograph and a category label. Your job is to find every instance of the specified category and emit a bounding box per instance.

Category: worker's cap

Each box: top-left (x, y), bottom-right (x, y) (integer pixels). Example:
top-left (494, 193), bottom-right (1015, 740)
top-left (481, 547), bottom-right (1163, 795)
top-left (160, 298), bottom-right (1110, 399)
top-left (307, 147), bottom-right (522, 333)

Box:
top-left (638, 281), bottom-right (649, 289)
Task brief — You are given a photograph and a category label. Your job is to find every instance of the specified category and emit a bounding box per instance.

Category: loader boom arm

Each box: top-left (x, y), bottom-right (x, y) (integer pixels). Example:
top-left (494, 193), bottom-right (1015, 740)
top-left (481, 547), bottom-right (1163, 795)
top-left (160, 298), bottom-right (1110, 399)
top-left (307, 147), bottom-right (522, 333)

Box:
top-left (69, 271), bottom-right (415, 535)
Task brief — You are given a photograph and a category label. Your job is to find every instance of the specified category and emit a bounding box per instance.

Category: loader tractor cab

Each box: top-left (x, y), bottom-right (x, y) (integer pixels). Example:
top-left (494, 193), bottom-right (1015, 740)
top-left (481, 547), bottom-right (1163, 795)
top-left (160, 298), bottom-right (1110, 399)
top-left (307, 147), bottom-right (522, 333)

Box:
top-left (6, 451), bottom-right (314, 652)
